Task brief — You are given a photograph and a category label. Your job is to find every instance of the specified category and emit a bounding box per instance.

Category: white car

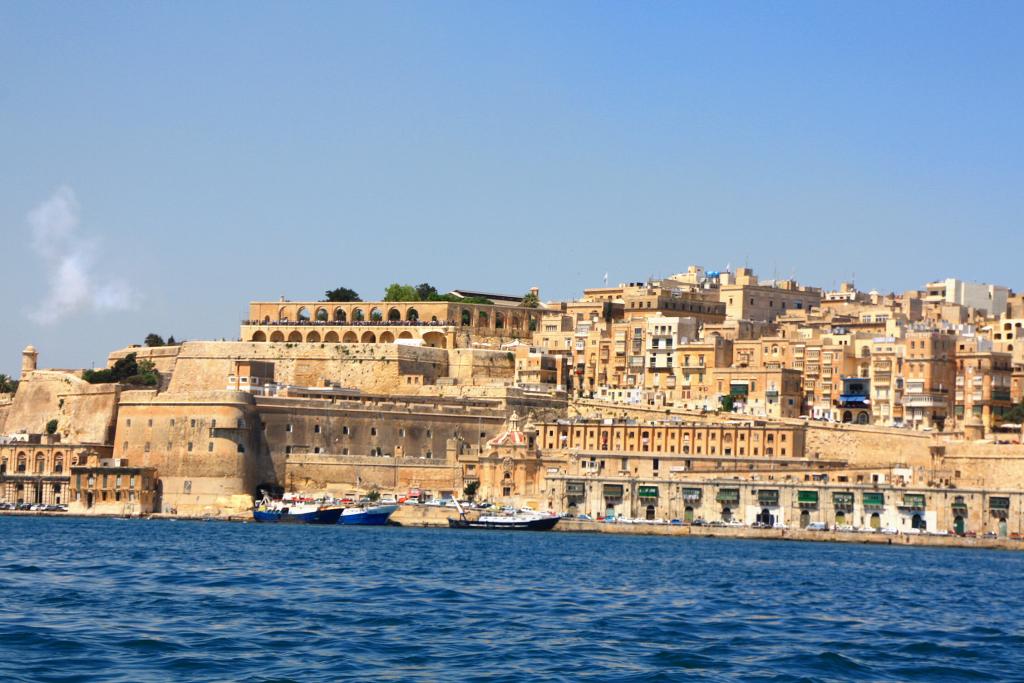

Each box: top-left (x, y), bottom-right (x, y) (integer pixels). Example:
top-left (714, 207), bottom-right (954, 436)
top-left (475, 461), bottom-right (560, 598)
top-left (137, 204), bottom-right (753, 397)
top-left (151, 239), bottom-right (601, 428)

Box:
top-left (880, 526), bottom-right (899, 535)
top-left (724, 520), bottom-right (744, 528)
top-left (806, 522), bottom-right (827, 531)
top-left (835, 524), bottom-right (856, 532)
top-left (773, 522), bottom-right (789, 530)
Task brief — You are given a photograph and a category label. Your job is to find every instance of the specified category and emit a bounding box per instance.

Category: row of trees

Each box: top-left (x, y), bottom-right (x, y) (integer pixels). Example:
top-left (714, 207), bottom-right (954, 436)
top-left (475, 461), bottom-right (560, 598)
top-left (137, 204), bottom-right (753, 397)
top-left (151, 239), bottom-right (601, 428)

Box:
top-left (324, 283), bottom-right (539, 307)
top-left (83, 353), bottom-right (160, 387)
top-left (144, 333), bottom-right (180, 347)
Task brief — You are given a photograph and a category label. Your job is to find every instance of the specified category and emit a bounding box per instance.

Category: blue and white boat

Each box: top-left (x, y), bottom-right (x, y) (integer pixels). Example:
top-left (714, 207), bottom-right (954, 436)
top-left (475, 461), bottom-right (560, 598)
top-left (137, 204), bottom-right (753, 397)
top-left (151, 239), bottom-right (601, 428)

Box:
top-left (338, 504), bottom-right (399, 526)
top-left (253, 495), bottom-right (344, 524)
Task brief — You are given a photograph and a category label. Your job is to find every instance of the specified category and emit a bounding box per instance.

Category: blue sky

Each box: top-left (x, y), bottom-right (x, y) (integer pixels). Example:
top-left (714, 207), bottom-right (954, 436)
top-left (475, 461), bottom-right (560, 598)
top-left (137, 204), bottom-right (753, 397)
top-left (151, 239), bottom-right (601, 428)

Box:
top-left (2, 2), bottom-right (1022, 376)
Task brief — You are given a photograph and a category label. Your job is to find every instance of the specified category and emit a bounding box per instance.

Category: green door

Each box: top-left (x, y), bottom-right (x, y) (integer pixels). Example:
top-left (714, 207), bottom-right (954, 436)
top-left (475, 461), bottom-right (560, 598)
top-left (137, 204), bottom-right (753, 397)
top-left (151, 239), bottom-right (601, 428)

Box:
top-left (835, 511), bottom-right (846, 527)
top-left (953, 515), bottom-right (965, 535)
top-left (870, 512), bottom-right (881, 529)
top-left (799, 510), bottom-right (810, 528)
top-left (999, 520), bottom-right (1008, 538)
top-left (684, 506), bottom-right (694, 523)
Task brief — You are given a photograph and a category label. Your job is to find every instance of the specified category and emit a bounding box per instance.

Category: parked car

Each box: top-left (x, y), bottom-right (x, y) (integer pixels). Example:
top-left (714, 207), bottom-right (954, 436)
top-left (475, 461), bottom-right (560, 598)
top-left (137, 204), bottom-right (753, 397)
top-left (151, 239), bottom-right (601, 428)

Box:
top-left (772, 522), bottom-right (789, 530)
top-left (835, 524), bottom-right (856, 532)
top-left (16, 503), bottom-right (32, 511)
top-left (691, 518), bottom-right (708, 527)
top-left (577, 513), bottom-right (593, 521)
top-left (879, 526), bottom-right (899, 535)
top-left (806, 522), bottom-right (827, 531)
top-left (669, 519), bottom-right (683, 526)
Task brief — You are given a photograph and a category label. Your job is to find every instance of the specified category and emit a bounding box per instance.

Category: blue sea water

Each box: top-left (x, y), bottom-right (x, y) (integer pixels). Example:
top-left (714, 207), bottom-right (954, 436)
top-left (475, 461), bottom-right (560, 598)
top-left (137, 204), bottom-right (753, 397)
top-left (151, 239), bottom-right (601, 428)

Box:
top-left (1, 517), bottom-right (1022, 683)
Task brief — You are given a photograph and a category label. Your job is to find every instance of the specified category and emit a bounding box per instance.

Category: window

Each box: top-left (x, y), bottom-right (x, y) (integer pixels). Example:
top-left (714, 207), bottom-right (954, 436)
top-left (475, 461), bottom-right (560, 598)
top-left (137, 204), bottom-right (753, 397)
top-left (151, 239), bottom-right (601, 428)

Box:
top-left (183, 480), bottom-right (192, 494)
top-left (126, 418), bottom-right (132, 427)
top-left (399, 429), bottom-right (406, 438)
top-left (207, 442), bottom-right (214, 452)
top-left (187, 442), bottom-right (193, 452)
top-left (122, 441), bottom-right (128, 453)
top-left (314, 424), bottom-right (321, 433)
top-left (286, 424), bottom-right (293, 433)
top-left (144, 442), bottom-right (150, 453)
top-left (371, 427), bottom-right (378, 436)
top-left (238, 443), bottom-right (246, 453)
top-left (170, 419), bottom-right (175, 427)
top-left (191, 419), bottom-right (196, 428)
top-left (147, 419), bottom-right (153, 427)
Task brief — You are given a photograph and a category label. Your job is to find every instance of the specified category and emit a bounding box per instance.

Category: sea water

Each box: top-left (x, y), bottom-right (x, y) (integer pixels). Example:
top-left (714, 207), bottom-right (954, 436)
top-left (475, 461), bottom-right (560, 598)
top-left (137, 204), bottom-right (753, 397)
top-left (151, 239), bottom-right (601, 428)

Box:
top-left (1, 516), bottom-right (1021, 682)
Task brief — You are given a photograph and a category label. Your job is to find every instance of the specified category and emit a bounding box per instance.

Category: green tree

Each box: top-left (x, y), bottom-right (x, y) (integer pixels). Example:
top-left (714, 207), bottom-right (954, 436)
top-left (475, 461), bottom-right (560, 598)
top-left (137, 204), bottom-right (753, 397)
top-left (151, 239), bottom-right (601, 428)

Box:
top-left (367, 489), bottom-right (381, 502)
top-left (1001, 402), bottom-right (1024, 424)
top-left (144, 333), bottom-right (165, 347)
top-left (167, 336), bottom-right (177, 345)
top-left (415, 283), bottom-right (438, 299)
top-left (719, 394), bottom-right (735, 412)
top-left (324, 287), bottom-right (361, 302)
top-left (463, 480), bottom-right (480, 501)
top-left (520, 292), bottom-right (540, 308)
top-left (45, 419), bottom-right (58, 435)
top-left (383, 283), bottom-right (419, 301)
top-left (0, 374), bottom-right (18, 394)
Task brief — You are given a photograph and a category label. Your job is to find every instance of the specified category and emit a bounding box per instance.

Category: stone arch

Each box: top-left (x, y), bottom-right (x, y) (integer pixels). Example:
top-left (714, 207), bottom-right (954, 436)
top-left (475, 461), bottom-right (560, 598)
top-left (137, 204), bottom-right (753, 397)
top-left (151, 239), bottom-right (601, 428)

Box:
top-left (495, 311), bottom-right (506, 329)
top-left (324, 331), bottom-right (339, 343)
top-left (16, 452), bottom-right (27, 472)
top-left (334, 308), bottom-right (347, 322)
top-left (352, 308), bottom-right (365, 322)
top-left (388, 308), bottom-right (401, 322)
top-left (288, 331), bottom-right (302, 342)
top-left (422, 331), bottom-right (447, 348)
top-left (478, 310), bottom-right (489, 326)
top-left (306, 331), bottom-right (321, 343)
top-left (251, 330), bottom-right (267, 342)
top-left (278, 306), bottom-right (287, 321)
top-left (343, 331), bottom-right (358, 343)
top-left (297, 307), bottom-right (310, 321)
top-left (406, 308), bottom-right (419, 322)
top-left (53, 453), bottom-right (64, 473)
top-left (35, 452), bottom-right (46, 474)
top-left (461, 309), bottom-right (472, 326)
top-left (263, 316), bottom-right (270, 324)
top-left (270, 331), bottom-right (285, 342)
top-left (370, 307), bottom-right (383, 322)
top-left (379, 331), bottom-right (395, 343)
top-left (511, 314), bottom-right (522, 330)
top-left (398, 331), bottom-right (414, 340)
top-left (361, 331), bottom-right (377, 343)
top-left (315, 308), bottom-right (329, 322)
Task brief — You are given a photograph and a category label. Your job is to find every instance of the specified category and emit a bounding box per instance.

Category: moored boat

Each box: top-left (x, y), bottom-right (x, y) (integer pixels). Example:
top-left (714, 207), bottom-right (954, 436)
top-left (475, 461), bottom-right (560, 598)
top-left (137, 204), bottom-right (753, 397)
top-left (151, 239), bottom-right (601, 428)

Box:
top-left (252, 495), bottom-right (344, 524)
top-left (447, 499), bottom-right (559, 531)
top-left (338, 503), bottom-right (399, 526)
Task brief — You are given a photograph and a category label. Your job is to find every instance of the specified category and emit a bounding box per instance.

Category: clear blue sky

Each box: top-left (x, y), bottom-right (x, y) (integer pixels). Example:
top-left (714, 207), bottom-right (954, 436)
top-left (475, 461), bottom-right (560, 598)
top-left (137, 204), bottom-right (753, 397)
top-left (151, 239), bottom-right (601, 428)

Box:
top-left (2, 2), bottom-right (1022, 376)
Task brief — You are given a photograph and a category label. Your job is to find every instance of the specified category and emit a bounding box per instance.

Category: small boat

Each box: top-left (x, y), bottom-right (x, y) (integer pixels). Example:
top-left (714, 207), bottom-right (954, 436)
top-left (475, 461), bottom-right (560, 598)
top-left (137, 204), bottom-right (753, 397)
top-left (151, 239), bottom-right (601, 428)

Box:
top-left (447, 500), bottom-right (559, 531)
top-left (338, 503), bottom-right (399, 526)
top-left (252, 495), bottom-right (344, 525)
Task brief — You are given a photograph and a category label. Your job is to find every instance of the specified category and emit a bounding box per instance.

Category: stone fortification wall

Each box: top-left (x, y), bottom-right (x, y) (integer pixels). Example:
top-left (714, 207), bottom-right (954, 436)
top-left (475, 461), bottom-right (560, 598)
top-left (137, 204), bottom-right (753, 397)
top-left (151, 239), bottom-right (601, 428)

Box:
top-left (166, 342), bottom-right (448, 394)
top-left (107, 345), bottom-right (182, 376)
top-left (935, 441), bottom-right (1024, 489)
top-left (2, 371), bottom-right (119, 444)
top-left (447, 349), bottom-right (515, 386)
top-left (115, 390), bottom-right (275, 515)
top-left (283, 453), bottom-right (461, 499)
top-left (801, 422), bottom-right (933, 469)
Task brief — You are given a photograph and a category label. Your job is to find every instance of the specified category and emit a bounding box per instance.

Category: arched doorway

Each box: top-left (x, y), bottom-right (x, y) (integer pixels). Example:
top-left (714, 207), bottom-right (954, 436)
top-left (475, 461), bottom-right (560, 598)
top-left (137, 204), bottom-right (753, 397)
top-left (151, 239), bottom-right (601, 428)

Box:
top-left (645, 504), bottom-right (655, 521)
top-left (270, 331), bottom-right (285, 342)
top-left (757, 508), bottom-right (775, 527)
top-left (799, 510), bottom-right (810, 528)
top-left (287, 331), bottom-right (302, 342)
top-left (398, 331), bottom-right (414, 340)
top-left (422, 331), bottom-right (446, 348)
top-left (324, 331), bottom-right (339, 342)
top-left (722, 507), bottom-right (732, 522)
top-left (911, 513), bottom-right (925, 531)
top-left (953, 515), bottom-right (965, 535)
top-left (684, 506), bottom-right (694, 523)
top-left (388, 308), bottom-right (401, 322)
top-left (461, 310), bottom-right (472, 326)
top-left (251, 330), bottom-right (266, 342)
top-left (406, 308), bottom-right (419, 322)
top-left (378, 331), bottom-right (395, 343)
top-left (343, 331), bottom-right (358, 343)
top-left (835, 511), bottom-right (847, 527)
top-left (361, 331), bottom-right (376, 343)
top-left (306, 331), bottom-right (321, 342)
top-left (857, 412), bottom-right (869, 424)
top-left (842, 411), bottom-right (853, 423)
top-left (999, 519), bottom-right (1008, 538)
top-left (334, 308), bottom-right (347, 322)
top-left (870, 512), bottom-right (881, 529)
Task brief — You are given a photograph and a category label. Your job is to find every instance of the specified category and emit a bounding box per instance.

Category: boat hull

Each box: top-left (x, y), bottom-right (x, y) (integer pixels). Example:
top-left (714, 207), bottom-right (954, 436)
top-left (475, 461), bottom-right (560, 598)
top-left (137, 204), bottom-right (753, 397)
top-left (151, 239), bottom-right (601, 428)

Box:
top-left (447, 516), bottom-right (560, 531)
top-left (252, 506), bottom-right (344, 524)
top-left (338, 504), bottom-right (398, 526)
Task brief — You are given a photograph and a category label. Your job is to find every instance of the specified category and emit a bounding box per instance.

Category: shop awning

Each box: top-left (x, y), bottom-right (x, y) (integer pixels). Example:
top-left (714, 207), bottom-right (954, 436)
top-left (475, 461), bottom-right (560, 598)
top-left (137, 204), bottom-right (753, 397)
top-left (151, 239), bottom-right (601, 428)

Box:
top-left (638, 485), bottom-right (659, 498)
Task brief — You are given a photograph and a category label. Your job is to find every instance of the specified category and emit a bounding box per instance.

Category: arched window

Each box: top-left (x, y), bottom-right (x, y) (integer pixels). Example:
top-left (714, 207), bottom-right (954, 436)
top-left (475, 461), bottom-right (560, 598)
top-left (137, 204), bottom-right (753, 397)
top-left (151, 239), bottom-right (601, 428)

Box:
top-left (406, 308), bottom-right (419, 322)
top-left (334, 308), bottom-right (347, 322)
top-left (35, 453), bottom-right (46, 474)
top-left (53, 454), bottom-right (64, 473)
top-left (495, 312), bottom-right (506, 329)
top-left (478, 311), bottom-right (489, 326)
top-left (388, 308), bottom-right (401, 322)
top-left (370, 307), bottom-right (383, 322)
top-left (297, 307), bottom-right (310, 321)
top-left (352, 308), bottom-right (365, 322)
top-left (461, 310), bottom-right (472, 326)
top-left (16, 452), bottom-right (26, 473)
top-left (315, 308), bottom-right (328, 322)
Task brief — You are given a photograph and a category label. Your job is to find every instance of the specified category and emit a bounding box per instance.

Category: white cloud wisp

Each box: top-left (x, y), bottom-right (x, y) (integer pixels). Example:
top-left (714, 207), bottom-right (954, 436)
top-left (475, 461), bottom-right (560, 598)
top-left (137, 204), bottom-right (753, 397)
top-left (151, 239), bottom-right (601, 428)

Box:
top-left (27, 186), bottom-right (139, 325)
